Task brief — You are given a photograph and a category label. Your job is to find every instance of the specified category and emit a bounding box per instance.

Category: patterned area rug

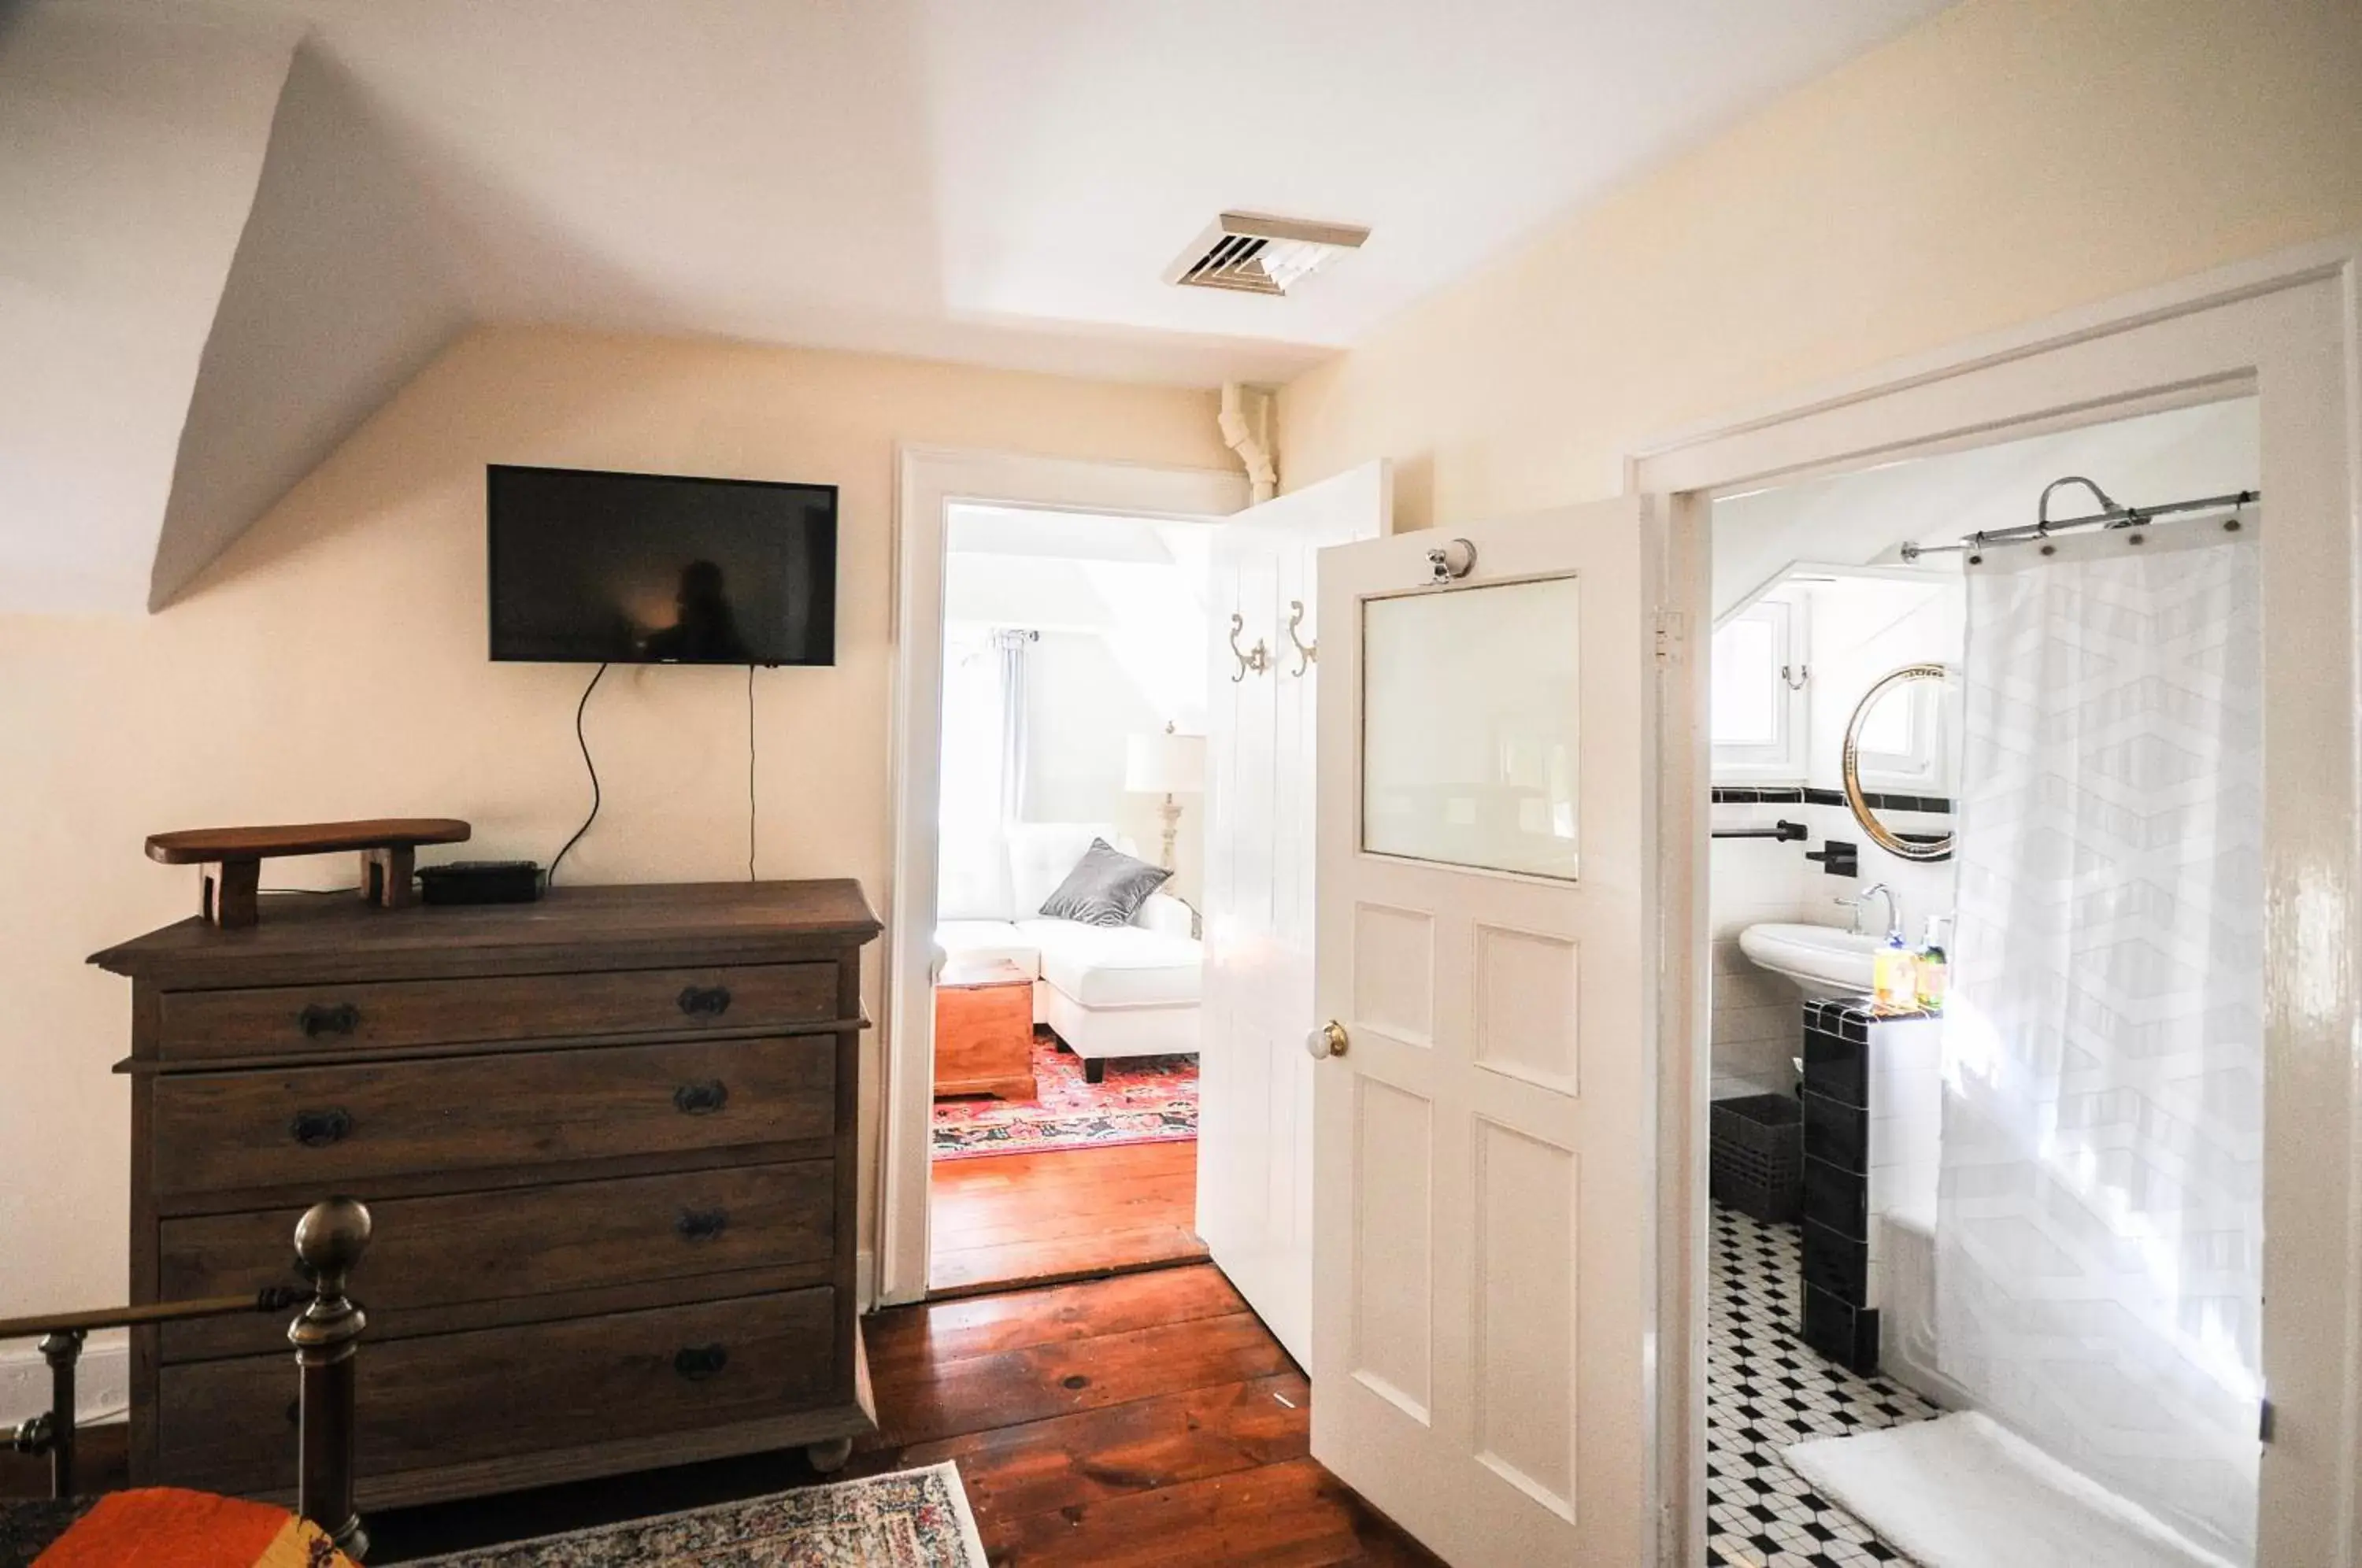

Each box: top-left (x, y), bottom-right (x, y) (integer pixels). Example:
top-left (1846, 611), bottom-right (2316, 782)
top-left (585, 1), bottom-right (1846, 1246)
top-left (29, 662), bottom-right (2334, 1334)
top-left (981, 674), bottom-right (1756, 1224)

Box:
top-left (931, 1033), bottom-right (1196, 1160)
top-left (405, 1463), bottom-right (985, 1567)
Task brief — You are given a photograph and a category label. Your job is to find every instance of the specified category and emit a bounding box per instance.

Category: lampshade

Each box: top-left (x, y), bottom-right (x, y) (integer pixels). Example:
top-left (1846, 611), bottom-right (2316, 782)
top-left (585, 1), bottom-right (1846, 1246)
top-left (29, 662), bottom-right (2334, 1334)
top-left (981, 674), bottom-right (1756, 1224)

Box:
top-left (1124, 729), bottom-right (1205, 794)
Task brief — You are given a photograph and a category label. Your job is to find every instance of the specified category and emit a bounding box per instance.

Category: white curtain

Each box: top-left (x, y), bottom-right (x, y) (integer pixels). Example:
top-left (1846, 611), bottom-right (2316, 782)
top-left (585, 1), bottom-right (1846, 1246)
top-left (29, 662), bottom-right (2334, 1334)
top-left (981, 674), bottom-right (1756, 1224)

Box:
top-left (994, 628), bottom-right (1035, 823)
top-left (1935, 523), bottom-right (2263, 1563)
top-left (938, 626), bottom-right (1038, 917)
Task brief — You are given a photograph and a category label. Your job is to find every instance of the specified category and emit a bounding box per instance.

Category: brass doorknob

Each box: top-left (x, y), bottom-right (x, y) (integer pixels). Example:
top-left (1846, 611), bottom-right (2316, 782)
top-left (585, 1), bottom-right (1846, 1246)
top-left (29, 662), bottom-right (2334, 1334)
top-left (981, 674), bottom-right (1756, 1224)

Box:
top-left (1305, 1021), bottom-right (1349, 1060)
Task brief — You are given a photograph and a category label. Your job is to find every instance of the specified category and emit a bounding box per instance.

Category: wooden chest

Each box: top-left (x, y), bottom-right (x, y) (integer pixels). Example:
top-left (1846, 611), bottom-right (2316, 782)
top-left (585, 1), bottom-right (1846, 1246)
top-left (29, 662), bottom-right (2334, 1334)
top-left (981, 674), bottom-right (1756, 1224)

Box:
top-left (94, 880), bottom-right (879, 1511)
top-left (931, 960), bottom-right (1037, 1100)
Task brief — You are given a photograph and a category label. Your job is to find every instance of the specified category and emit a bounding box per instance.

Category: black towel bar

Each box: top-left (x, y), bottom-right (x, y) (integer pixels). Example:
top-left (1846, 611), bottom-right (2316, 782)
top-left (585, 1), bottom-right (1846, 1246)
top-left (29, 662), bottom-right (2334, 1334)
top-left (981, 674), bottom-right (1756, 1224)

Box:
top-left (1712, 819), bottom-right (1807, 842)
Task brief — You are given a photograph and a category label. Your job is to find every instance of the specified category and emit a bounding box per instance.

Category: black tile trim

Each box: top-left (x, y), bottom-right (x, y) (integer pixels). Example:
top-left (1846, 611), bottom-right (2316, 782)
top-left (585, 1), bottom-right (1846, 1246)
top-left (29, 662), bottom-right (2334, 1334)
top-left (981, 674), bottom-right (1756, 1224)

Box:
top-left (1863, 791), bottom-right (1954, 814)
top-left (1716, 784), bottom-right (1955, 814)
top-left (1802, 1091), bottom-right (1868, 1175)
top-left (1807, 997), bottom-right (1938, 1028)
top-left (1801, 1282), bottom-right (1883, 1375)
top-left (1802, 1215), bottom-right (1869, 1304)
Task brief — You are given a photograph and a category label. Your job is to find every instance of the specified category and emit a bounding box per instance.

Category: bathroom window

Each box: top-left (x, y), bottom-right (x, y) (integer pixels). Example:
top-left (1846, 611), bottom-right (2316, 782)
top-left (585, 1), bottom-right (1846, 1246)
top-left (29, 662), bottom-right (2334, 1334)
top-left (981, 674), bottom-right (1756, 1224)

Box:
top-left (1711, 595), bottom-right (1807, 782)
top-left (1853, 672), bottom-right (1950, 793)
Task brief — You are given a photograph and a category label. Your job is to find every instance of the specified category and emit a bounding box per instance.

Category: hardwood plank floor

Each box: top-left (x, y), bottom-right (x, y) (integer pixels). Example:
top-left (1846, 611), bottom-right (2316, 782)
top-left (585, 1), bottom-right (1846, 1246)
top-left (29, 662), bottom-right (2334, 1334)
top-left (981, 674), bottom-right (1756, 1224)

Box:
top-left (6, 1268), bottom-right (1435, 1567)
top-left (860, 1266), bottom-right (1438, 1566)
top-left (930, 1139), bottom-right (1209, 1295)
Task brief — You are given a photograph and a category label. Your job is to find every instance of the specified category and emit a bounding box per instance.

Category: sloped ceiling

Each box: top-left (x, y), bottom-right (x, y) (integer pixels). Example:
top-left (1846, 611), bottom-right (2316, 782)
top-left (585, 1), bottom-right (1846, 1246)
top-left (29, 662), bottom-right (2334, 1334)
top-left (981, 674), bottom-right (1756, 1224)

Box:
top-left (150, 45), bottom-right (468, 608)
top-left (0, 3), bottom-right (298, 612)
top-left (6, 0), bottom-right (1956, 615)
top-left (1, 4), bottom-right (467, 612)
top-left (1711, 398), bottom-right (2262, 618)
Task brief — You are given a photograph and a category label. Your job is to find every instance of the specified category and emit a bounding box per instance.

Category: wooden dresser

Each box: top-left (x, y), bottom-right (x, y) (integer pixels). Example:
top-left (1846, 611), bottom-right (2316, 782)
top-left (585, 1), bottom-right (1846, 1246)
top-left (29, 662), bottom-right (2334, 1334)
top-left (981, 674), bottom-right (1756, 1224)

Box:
top-left (92, 879), bottom-right (879, 1511)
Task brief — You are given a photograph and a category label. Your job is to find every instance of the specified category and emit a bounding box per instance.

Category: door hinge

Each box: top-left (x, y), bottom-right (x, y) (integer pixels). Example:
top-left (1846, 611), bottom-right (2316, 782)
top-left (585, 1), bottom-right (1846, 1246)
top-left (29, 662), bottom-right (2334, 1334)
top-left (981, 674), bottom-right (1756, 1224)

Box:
top-left (1653, 609), bottom-right (1686, 664)
top-left (2259, 1396), bottom-right (2275, 1444)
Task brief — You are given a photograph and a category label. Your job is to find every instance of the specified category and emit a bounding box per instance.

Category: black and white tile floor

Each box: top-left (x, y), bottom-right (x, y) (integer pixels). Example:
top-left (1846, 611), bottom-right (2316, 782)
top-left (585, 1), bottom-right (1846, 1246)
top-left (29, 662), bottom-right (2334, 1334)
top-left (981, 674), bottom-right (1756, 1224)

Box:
top-left (1708, 1202), bottom-right (1940, 1567)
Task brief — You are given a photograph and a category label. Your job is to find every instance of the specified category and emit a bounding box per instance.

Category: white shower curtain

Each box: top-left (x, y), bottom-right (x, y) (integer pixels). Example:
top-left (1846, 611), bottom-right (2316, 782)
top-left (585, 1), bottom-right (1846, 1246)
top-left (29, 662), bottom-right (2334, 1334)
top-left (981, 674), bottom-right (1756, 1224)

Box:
top-left (1935, 520), bottom-right (2264, 1563)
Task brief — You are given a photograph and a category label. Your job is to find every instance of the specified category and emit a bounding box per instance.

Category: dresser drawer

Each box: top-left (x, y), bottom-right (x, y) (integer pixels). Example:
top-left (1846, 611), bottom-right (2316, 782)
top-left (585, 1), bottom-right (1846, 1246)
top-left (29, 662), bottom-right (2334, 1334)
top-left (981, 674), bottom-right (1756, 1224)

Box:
top-left (157, 1162), bottom-right (835, 1361)
top-left (151, 1037), bottom-right (834, 1198)
top-left (156, 1289), bottom-right (838, 1495)
top-left (155, 963), bottom-right (840, 1061)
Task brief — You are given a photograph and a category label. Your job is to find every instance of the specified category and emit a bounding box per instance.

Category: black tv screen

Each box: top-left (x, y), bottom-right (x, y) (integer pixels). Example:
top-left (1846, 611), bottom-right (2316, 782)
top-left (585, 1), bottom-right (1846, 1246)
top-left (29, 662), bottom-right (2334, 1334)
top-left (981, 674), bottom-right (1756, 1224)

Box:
top-left (487, 464), bottom-right (838, 665)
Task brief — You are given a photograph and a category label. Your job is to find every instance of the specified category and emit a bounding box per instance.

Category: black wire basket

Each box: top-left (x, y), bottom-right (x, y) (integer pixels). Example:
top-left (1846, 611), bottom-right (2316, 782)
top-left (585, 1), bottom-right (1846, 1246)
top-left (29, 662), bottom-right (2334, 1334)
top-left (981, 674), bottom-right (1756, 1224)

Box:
top-left (1710, 1093), bottom-right (1803, 1223)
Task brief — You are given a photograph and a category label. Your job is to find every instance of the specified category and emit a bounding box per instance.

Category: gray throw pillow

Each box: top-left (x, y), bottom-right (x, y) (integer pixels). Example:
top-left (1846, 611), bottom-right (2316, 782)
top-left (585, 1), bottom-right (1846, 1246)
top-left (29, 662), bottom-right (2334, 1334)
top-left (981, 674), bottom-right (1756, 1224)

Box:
top-left (1038, 838), bottom-right (1171, 928)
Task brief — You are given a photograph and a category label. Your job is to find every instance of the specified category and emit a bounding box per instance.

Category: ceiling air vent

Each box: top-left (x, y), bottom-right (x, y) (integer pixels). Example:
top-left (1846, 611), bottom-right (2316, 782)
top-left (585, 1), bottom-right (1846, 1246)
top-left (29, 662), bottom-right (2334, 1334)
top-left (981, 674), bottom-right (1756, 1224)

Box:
top-left (1164, 213), bottom-right (1370, 297)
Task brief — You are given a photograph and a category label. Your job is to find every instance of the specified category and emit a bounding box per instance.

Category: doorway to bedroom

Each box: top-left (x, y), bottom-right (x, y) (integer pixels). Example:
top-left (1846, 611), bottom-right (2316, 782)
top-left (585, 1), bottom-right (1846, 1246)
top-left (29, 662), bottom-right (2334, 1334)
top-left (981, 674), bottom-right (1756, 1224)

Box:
top-left (925, 502), bottom-right (1212, 1293)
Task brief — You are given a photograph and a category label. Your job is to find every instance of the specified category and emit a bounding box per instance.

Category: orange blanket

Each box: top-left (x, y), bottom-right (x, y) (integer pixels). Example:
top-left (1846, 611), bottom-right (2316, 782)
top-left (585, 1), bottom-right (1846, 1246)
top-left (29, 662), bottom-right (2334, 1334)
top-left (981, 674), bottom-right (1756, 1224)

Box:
top-left (32, 1489), bottom-right (357, 1568)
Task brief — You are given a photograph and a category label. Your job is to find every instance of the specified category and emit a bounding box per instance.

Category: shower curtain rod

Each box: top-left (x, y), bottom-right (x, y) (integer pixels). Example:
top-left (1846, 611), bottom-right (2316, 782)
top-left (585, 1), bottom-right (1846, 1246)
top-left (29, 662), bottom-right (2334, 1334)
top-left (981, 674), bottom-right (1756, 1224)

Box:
top-left (1899, 486), bottom-right (2260, 560)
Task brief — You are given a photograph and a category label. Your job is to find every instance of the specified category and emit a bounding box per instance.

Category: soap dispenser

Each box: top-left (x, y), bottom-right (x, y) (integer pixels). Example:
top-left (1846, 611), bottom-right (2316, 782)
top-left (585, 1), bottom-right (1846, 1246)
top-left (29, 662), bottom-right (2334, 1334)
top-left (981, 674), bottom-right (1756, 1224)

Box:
top-left (1862, 883), bottom-right (1914, 1011)
top-left (1915, 916), bottom-right (1951, 1012)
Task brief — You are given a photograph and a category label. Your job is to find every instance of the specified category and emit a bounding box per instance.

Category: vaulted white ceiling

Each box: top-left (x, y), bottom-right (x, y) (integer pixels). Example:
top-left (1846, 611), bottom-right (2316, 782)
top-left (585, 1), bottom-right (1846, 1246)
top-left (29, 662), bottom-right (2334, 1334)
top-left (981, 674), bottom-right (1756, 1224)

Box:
top-left (8, 0), bottom-right (1954, 611)
top-left (215, 0), bottom-right (1953, 377)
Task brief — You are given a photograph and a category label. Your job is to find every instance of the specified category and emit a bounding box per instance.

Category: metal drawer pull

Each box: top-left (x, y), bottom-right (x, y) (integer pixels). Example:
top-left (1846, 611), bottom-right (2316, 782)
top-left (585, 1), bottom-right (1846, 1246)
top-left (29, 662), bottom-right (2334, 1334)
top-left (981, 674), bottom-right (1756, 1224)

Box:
top-left (673, 1343), bottom-right (729, 1381)
top-left (288, 1108), bottom-right (354, 1148)
top-left (676, 1207), bottom-right (730, 1241)
top-left (297, 1003), bottom-right (361, 1038)
top-left (672, 1080), bottom-right (730, 1116)
top-left (676, 986), bottom-right (733, 1019)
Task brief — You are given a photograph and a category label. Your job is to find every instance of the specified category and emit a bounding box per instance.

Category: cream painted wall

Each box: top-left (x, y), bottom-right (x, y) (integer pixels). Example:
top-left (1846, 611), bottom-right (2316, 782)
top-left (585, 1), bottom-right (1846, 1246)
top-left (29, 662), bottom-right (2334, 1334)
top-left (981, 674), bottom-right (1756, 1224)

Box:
top-left (1277, 0), bottom-right (2361, 526)
top-left (0, 325), bottom-right (1231, 1327)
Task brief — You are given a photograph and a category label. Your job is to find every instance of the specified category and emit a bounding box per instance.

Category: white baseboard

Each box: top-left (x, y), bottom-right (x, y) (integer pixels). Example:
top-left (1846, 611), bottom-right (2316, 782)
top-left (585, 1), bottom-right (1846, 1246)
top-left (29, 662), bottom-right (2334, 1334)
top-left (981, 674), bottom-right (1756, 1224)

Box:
top-left (0, 1330), bottom-right (129, 1428)
top-left (857, 1248), bottom-right (876, 1314)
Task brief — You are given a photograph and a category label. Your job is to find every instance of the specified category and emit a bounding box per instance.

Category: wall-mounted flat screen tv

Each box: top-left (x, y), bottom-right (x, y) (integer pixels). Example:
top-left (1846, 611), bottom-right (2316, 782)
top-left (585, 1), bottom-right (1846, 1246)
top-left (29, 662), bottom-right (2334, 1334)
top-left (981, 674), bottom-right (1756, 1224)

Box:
top-left (487, 464), bottom-right (839, 665)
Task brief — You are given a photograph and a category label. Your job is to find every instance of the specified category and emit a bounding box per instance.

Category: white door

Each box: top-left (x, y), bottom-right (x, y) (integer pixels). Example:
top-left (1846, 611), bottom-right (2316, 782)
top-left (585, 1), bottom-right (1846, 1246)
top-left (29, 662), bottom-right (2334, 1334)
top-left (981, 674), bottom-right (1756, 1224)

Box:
top-left (1200, 461), bottom-right (1390, 1366)
top-left (1312, 498), bottom-right (1658, 1566)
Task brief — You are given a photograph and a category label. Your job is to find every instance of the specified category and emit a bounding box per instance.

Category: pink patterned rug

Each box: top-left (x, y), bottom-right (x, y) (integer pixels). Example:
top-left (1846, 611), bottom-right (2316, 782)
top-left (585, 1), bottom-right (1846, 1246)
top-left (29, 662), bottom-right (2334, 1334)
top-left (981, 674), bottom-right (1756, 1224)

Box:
top-left (931, 1033), bottom-right (1197, 1160)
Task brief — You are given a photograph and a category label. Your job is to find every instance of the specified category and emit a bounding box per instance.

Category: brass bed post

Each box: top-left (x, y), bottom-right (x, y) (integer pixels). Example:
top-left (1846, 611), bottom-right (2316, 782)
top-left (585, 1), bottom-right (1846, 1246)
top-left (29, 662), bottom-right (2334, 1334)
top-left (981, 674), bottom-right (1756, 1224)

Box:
top-left (3, 1194), bottom-right (371, 1546)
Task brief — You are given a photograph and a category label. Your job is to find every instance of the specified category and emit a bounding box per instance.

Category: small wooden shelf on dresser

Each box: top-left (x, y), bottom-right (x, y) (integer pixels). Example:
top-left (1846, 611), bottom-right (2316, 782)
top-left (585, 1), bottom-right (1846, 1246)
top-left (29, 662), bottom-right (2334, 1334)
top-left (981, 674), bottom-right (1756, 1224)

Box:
top-left (93, 879), bottom-right (879, 1511)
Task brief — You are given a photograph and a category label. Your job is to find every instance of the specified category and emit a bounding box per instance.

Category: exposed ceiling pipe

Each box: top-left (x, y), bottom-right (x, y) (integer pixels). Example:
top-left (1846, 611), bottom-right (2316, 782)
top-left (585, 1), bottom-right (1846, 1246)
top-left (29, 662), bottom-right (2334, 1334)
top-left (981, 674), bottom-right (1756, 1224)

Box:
top-left (1220, 383), bottom-right (1277, 504)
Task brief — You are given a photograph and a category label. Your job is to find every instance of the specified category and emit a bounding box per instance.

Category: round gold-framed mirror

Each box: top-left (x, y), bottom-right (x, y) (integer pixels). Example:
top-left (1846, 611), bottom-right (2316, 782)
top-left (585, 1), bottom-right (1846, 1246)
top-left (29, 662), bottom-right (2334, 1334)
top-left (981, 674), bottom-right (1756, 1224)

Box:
top-left (1841, 663), bottom-right (1956, 863)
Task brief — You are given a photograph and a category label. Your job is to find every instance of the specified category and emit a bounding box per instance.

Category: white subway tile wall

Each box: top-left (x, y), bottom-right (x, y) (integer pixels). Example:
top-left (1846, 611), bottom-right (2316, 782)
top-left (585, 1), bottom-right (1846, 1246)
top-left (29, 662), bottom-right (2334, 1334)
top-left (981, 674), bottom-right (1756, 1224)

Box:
top-left (1708, 798), bottom-right (1958, 1100)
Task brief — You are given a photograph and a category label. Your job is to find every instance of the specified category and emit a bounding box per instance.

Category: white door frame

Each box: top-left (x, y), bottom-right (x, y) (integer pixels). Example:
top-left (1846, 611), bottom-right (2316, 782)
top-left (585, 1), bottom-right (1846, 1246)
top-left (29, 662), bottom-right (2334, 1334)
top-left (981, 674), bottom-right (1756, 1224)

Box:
top-left (1629, 235), bottom-right (2362, 1566)
top-left (880, 446), bottom-right (1249, 1306)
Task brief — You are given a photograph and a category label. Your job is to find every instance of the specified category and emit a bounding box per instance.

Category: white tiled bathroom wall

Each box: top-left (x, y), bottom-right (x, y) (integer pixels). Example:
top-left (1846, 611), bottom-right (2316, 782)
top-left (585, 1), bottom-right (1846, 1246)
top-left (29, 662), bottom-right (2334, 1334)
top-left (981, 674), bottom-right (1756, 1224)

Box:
top-left (1709, 804), bottom-right (1961, 1100)
top-left (1707, 803), bottom-right (1827, 1100)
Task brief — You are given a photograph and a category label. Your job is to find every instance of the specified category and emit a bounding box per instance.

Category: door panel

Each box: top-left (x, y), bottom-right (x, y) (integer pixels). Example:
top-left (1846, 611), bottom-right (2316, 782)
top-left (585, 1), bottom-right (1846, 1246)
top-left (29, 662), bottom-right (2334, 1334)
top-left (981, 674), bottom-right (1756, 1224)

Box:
top-left (1198, 461), bottom-right (1389, 1369)
top-left (1313, 497), bottom-right (1657, 1566)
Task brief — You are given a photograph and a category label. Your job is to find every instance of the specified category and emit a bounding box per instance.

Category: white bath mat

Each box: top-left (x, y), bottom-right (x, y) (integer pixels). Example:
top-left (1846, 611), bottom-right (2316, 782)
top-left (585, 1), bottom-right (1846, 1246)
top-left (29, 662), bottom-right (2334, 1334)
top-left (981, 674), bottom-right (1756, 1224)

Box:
top-left (1783, 1411), bottom-right (2238, 1568)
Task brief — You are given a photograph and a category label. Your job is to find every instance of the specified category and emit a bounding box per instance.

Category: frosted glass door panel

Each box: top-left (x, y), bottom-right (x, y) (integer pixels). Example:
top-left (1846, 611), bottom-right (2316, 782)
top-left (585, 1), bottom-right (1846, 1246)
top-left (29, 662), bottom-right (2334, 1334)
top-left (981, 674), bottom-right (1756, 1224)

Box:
top-left (1361, 576), bottom-right (1580, 880)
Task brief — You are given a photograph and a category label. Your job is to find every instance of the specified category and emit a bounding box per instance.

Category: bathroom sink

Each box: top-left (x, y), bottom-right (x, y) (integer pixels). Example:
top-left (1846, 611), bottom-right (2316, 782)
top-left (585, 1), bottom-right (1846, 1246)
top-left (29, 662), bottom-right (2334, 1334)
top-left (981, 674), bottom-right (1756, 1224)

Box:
top-left (1738, 923), bottom-right (1881, 997)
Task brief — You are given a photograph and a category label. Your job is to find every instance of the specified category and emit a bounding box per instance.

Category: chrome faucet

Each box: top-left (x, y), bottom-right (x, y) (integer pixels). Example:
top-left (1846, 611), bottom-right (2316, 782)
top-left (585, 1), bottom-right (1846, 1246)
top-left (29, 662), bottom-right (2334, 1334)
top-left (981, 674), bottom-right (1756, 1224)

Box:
top-left (1846, 882), bottom-right (1901, 942)
top-left (1836, 885), bottom-right (1901, 939)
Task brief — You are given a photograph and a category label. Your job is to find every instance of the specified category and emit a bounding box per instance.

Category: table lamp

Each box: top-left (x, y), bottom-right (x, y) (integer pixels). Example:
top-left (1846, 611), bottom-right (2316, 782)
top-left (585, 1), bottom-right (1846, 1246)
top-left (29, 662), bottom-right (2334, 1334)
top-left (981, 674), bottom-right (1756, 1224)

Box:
top-left (1124, 722), bottom-right (1205, 871)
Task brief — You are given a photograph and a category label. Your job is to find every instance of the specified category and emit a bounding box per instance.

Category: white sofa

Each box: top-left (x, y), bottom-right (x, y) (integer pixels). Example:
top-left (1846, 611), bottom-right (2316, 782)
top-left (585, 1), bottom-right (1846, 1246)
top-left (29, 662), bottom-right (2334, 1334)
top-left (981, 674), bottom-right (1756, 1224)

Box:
top-left (935, 821), bottom-right (1201, 1081)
